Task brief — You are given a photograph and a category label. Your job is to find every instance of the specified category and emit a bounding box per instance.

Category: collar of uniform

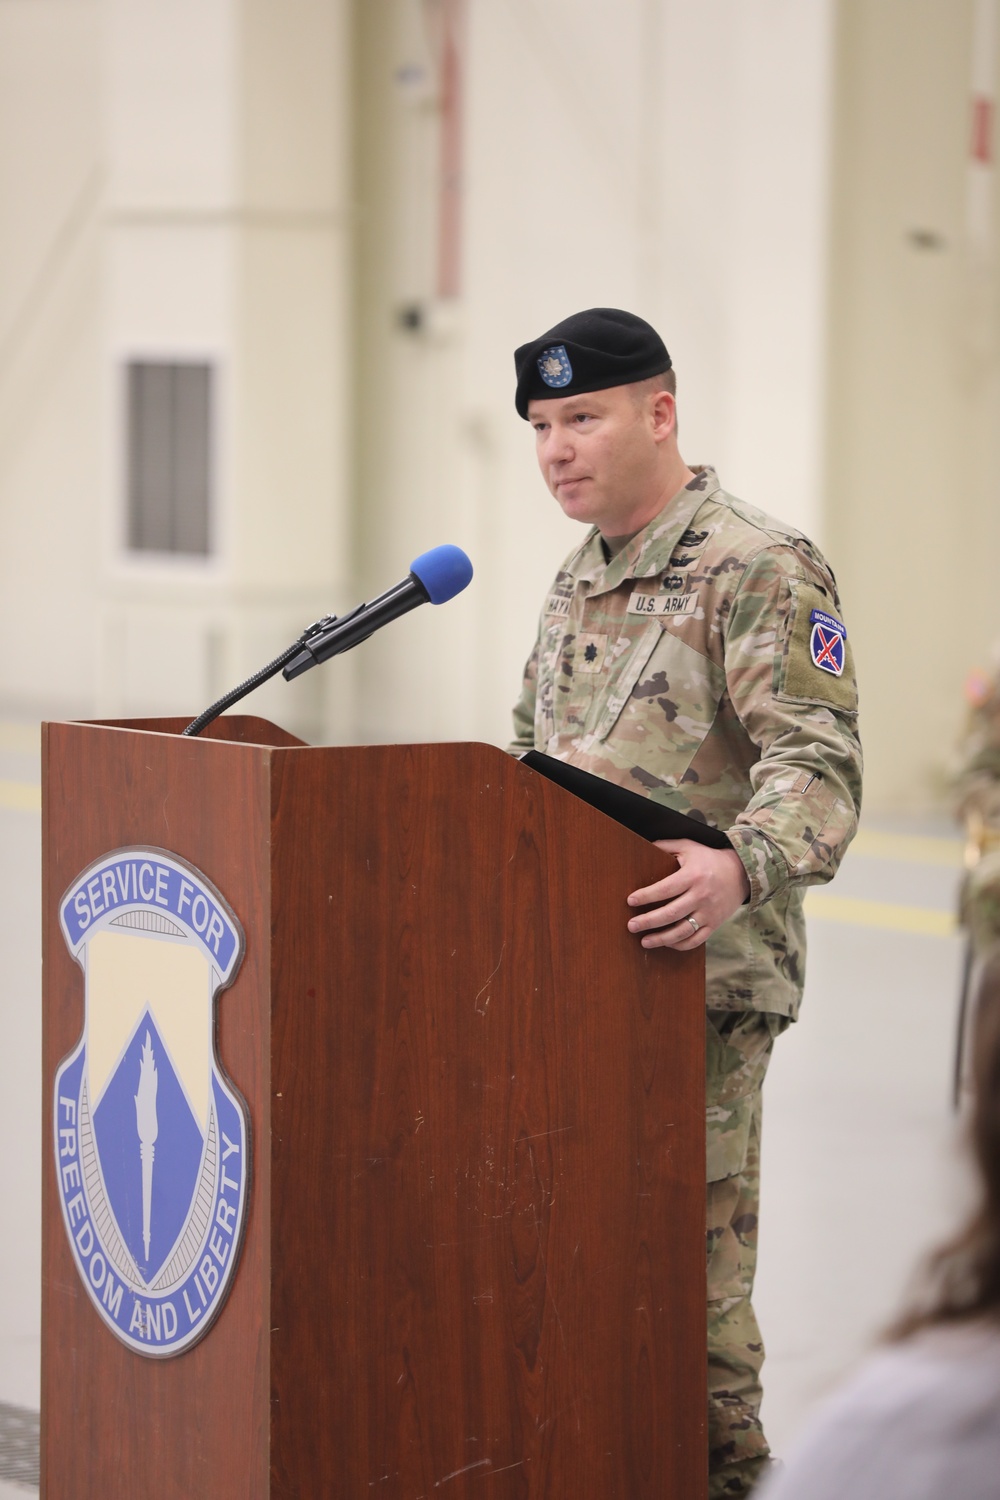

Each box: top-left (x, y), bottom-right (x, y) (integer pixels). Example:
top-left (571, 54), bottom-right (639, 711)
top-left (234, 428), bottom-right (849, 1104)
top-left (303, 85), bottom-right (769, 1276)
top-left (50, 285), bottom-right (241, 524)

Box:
top-left (573, 465), bottom-right (721, 596)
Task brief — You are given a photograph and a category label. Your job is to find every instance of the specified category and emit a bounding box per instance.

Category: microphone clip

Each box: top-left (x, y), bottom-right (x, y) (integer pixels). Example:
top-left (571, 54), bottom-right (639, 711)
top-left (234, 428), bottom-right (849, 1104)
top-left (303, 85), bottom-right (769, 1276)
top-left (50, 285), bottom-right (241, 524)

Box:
top-left (283, 603), bottom-right (372, 681)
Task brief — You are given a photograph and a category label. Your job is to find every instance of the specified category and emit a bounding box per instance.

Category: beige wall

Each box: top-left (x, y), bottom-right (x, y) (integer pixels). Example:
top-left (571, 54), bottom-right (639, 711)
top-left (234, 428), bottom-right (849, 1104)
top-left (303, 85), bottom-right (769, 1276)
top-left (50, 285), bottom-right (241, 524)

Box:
top-left (353, 0), bottom-right (835, 750)
top-left (3, 1), bottom-right (992, 808)
top-left (827, 0), bottom-right (1000, 809)
top-left (0, 0), bottom-right (353, 739)
top-left (99, 0), bottom-right (353, 739)
top-left (0, 1), bottom-right (104, 714)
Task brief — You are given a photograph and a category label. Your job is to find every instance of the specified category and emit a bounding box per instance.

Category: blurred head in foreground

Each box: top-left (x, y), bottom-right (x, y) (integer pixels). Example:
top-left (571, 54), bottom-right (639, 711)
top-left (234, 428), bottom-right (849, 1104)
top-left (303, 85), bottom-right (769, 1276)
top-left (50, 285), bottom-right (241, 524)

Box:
top-left (894, 949), bottom-right (1000, 1336)
top-left (759, 956), bottom-right (1000, 1500)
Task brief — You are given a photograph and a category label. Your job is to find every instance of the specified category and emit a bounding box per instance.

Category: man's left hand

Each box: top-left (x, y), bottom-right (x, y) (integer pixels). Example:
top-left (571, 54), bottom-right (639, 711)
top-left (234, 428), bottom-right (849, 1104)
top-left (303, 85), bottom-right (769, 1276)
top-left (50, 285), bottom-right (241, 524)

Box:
top-left (626, 840), bottom-right (751, 949)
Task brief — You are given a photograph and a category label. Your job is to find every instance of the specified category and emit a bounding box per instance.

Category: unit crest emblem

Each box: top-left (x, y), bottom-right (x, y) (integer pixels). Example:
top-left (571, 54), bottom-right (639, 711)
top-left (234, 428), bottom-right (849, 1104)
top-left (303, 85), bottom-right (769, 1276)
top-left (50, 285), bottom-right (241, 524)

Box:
top-left (809, 608), bottom-right (847, 678)
top-left (537, 344), bottom-right (573, 388)
top-left (53, 848), bottom-right (248, 1357)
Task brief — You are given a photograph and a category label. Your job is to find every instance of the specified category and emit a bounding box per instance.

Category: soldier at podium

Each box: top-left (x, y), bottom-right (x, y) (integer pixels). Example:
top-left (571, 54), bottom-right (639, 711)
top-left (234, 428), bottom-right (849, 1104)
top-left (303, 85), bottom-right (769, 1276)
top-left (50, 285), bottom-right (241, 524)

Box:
top-left (507, 309), bottom-right (863, 1498)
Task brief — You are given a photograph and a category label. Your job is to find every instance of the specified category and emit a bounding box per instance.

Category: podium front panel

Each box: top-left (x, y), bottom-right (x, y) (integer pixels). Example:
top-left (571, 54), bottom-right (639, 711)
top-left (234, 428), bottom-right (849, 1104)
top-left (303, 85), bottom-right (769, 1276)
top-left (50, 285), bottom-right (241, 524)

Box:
top-left (267, 742), bottom-right (705, 1499)
top-left (41, 724), bottom-right (706, 1499)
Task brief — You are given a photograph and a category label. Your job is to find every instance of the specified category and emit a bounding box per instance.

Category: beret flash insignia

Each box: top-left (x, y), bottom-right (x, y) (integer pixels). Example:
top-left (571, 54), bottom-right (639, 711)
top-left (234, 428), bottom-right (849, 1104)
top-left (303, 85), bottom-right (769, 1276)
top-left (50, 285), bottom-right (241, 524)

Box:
top-left (537, 344), bottom-right (573, 389)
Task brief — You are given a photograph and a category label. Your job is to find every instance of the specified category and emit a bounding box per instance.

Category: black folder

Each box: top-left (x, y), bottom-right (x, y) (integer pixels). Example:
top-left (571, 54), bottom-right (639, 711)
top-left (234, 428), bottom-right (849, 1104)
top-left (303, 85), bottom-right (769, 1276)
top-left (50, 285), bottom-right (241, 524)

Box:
top-left (520, 751), bottom-right (733, 850)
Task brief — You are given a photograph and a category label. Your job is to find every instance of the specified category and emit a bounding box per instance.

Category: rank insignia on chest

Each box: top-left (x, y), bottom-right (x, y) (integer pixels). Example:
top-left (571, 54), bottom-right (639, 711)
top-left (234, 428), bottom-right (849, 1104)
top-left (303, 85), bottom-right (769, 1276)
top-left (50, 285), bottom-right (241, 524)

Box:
top-left (628, 589), bottom-right (698, 618)
top-left (809, 609), bottom-right (846, 676)
top-left (575, 632), bottom-right (608, 673)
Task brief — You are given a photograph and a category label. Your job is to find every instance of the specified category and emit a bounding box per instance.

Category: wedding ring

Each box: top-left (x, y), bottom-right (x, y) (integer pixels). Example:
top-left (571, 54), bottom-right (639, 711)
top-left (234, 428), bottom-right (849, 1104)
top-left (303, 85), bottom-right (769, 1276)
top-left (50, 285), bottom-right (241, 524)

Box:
top-left (686, 916), bottom-right (700, 934)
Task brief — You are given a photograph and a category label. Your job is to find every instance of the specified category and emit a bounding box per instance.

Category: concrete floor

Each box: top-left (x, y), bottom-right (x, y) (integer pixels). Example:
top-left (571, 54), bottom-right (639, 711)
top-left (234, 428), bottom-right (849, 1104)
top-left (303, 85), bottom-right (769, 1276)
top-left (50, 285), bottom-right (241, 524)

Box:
top-left (0, 714), bottom-right (972, 1487)
top-left (757, 838), bottom-right (968, 1457)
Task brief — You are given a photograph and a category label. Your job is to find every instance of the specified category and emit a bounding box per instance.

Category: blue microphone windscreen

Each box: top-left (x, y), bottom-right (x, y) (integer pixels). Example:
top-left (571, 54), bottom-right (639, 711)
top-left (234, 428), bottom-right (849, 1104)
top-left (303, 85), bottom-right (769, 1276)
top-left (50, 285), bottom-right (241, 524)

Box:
top-left (410, 544), bottom-right (474, 605)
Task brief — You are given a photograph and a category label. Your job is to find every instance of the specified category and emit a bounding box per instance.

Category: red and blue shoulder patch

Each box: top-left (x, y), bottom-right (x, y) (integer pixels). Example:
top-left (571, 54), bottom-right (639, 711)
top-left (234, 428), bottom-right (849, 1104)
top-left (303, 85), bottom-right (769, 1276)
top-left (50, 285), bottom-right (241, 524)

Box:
top-left (809, 609), bottom-right (846, 678)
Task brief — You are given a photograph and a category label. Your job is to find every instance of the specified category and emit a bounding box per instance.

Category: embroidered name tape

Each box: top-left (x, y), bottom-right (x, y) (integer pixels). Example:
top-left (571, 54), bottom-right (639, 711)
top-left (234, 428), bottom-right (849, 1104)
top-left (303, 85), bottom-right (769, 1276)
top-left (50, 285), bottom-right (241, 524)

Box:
top-left (809, 608), bottom-right (846, 677)
top-left (628, 590), bottom-right (698, 618)
top-left (545, 594), bottom-right (572, 618)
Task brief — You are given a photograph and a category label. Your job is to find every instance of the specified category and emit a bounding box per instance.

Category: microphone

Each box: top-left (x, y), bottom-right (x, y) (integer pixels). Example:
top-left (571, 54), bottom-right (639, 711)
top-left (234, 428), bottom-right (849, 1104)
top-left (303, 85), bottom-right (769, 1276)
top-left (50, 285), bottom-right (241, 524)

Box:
top-left (282, 544), bottom-right (474, 681)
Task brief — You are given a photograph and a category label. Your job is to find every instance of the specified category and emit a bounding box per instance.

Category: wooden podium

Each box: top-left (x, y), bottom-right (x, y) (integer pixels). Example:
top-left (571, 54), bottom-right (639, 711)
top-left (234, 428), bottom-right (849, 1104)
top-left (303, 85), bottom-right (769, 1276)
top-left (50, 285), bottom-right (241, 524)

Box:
top-left (41, 717), bottom-right (706, 1499)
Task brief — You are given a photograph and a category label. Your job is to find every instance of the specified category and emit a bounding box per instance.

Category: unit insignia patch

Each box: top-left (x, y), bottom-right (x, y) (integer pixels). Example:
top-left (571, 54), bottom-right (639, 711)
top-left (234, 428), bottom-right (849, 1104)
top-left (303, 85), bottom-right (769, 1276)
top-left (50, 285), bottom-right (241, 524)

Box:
top-left (809, 608), bottom-right (846, 677)
top-left (54, 848), bottom-right (247, 1357)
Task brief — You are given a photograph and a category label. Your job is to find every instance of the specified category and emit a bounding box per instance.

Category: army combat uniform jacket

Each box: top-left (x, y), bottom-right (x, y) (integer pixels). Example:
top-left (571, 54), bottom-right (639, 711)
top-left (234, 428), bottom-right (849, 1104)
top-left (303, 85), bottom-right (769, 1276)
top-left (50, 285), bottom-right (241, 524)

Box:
top-left (953, 662), bottom-right (1000, 961)
top-left (954, 664), bottom-right (1000, 830)
top-left (509, 466), bottom-right (863, 1019)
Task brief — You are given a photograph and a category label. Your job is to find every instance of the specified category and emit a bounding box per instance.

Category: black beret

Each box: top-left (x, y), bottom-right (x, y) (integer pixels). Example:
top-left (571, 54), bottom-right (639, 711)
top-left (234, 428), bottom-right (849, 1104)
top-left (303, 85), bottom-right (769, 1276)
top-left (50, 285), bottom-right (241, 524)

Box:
top-left (514, 307), bottom-right (671, 419)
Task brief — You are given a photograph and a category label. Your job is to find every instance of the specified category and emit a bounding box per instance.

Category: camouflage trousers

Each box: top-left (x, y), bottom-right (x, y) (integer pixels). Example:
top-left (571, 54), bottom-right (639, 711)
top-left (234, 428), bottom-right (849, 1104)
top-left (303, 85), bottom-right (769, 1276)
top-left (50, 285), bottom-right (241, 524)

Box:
top-left (706, 1009), bottom-right (787, 1500)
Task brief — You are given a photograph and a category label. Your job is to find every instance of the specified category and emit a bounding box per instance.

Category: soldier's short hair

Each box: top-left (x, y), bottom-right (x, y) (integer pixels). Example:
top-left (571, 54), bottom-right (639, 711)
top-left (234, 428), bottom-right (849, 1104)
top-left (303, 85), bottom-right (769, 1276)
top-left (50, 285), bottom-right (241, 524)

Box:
top-left (629, 369), bottom-right (676, 402)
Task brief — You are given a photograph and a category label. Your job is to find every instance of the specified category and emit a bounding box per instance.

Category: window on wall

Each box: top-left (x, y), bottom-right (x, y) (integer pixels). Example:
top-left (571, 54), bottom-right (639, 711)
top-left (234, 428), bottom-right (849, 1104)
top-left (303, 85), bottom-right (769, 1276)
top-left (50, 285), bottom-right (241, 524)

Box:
top-left (126, 361), bottom-right (213, 555)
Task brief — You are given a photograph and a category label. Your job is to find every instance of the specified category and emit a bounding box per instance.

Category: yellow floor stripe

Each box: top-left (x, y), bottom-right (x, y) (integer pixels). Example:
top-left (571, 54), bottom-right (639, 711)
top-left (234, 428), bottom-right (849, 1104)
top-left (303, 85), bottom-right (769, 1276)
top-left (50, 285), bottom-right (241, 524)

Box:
top-left (850, 828), bottom-right (963, 868)
top-left (0, 780), bottom-right (41, 812)
top-left (805, 890), bottom-right (957, 937)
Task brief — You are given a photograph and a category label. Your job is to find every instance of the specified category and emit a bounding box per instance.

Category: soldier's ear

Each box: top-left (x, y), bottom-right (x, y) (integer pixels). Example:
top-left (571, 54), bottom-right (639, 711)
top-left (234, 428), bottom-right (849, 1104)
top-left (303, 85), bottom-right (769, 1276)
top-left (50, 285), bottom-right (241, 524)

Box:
top-left (649, 389), bottom-right (677, 442)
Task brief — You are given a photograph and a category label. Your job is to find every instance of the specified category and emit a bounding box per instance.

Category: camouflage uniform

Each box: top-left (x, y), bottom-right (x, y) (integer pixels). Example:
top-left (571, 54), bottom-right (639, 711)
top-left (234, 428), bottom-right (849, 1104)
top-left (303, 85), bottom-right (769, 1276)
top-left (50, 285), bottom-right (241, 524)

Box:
top-left (955, 666), bottom-right (1000, 962)
top-left (953, 667), bottom-right (1000, 1103)
top-left (509, 466), bottom-right (862, 1497)
top-left (955, 665), bottom-right (1000, 824)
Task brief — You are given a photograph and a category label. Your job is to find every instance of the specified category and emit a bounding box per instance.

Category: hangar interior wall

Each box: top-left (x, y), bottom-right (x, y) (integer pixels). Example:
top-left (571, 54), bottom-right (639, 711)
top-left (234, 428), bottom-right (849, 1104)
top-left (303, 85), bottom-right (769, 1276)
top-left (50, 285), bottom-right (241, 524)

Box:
top-left (827, 0), bottom-right (1000, 808)
top-left (2, 0), bottom-right (995, 807)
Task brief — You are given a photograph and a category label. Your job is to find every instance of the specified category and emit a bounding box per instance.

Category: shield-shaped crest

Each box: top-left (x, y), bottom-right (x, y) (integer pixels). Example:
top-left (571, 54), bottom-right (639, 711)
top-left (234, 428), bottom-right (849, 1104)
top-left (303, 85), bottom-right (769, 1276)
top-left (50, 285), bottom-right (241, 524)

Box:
top-left (537, 343), bottom-right (573, 388)
top-left (809, 608), bottom-right (846, 678)
top-left (54, 848), bottom-right (248, 1357)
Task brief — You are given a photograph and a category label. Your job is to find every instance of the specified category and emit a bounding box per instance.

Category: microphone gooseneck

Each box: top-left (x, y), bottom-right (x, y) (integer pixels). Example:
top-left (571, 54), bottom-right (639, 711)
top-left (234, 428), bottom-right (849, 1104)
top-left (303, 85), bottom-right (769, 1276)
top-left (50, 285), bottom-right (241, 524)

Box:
top-left (182, 544), bottom-right (474, 737)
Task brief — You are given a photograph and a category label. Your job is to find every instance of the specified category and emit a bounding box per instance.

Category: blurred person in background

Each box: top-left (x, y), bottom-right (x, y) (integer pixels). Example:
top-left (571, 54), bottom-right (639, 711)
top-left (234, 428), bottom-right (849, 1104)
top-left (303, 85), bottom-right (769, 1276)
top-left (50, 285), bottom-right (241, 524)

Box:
top-left (507, 308), bottom-right (863, 1498)
top-left (757, 947), bottom-right (1000, 1500)
top-left (956, 656), bottom-right (1000, 963)
top-left (953, 655), bottom-right (1000, 1100)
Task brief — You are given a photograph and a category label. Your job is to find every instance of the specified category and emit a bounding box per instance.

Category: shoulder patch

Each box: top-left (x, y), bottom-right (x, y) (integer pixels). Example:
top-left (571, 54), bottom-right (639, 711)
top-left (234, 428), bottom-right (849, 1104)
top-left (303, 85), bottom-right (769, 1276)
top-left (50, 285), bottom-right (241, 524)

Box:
top-left (809, 609), bottom-right (846, 676)
top-left (779, 581), bottom-right (858, 713)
